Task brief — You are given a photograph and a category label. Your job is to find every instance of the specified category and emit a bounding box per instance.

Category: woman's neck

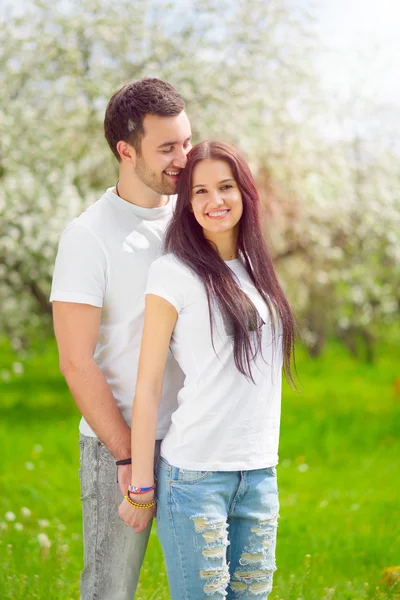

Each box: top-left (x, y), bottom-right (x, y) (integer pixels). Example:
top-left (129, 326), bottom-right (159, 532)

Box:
top-left (204, 229), bottom-right (239, 261)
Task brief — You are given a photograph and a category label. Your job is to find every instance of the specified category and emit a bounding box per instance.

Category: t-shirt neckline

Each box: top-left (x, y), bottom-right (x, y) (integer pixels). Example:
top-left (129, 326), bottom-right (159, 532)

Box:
top-left (105, 187), bottom-right (174, 220)
top-left (225, 257), bottom-right (241, 266)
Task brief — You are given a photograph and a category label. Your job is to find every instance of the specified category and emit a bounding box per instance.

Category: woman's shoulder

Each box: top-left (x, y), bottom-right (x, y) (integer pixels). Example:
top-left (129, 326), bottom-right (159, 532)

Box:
top-left (149, 253), bottom-right (195, 279)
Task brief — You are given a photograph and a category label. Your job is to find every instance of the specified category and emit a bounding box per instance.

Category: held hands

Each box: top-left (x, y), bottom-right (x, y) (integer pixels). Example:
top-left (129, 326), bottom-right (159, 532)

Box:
top-left (117, 463), bottom-right (132, 496)
top-left (118, 490), bottom-right (156, 533)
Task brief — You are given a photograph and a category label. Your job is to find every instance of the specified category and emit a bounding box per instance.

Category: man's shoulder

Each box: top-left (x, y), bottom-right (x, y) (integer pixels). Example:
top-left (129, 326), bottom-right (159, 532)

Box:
top-left (72, 189), bottom-right (114, 230)
top-left (59, 190), bottom-right (120, 245)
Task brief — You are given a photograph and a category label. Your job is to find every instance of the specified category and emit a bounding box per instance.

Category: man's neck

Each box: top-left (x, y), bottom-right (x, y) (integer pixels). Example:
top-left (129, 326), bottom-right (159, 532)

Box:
top-left (114, 172), bottom-right (169, 209)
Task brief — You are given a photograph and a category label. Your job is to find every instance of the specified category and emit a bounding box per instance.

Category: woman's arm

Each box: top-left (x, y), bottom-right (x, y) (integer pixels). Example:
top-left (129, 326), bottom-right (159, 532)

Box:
top-left (118, 293), bottom-right (178, 532)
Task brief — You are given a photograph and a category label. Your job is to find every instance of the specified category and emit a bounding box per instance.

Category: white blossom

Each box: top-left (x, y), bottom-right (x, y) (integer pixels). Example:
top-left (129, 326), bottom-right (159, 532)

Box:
top-left (38, 533), bottom-right (51, 549)
top-left (12, 362), bottom-right (24, 375)
top-left (0, 0), bottom-right (398, 357)
top-left (5, 512), bottom-right (16, 522)
top-left (38, 519), bottom-right (50, 528)
top-left (297, 463), bottom-right (309, 473)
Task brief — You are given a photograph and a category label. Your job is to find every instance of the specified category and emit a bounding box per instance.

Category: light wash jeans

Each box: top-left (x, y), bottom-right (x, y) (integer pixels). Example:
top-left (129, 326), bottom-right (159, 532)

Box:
top-left (156, 456), bottom-right (279, 600)
top-left (78, 434), bottom-right (160, 600)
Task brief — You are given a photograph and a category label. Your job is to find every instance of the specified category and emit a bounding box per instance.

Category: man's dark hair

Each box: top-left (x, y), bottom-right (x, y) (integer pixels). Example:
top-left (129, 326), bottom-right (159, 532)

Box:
top-left (104, 78), bottom-right (185, 161)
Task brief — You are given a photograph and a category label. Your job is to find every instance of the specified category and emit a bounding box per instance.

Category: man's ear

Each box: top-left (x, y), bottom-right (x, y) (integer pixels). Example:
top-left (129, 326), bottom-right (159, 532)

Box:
top-left (116, 141), bottom-right (136, 165)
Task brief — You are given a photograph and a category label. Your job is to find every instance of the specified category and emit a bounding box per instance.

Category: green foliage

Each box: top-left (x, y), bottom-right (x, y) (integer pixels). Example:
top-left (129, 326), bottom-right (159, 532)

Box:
top-left (0, 340), bottom-right (399, 599)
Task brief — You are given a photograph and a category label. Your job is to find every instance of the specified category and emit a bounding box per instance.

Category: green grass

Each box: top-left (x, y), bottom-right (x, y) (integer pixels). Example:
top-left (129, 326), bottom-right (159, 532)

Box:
top-left (0, 339), bottom-right (399, 599)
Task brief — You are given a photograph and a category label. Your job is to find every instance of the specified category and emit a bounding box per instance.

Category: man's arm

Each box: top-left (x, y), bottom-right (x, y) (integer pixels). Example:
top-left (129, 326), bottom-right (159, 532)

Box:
top-left (52, 301), bottom-right (131, 460)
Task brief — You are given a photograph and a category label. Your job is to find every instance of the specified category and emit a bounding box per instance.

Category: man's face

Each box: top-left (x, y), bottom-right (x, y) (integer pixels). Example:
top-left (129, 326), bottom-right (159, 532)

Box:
top-left (134, 111), bottom-right (192, 195)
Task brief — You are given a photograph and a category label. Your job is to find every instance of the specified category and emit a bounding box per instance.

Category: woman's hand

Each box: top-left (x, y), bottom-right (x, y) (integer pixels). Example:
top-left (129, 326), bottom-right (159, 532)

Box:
top-left (118, 491), bottom-right (156, 533)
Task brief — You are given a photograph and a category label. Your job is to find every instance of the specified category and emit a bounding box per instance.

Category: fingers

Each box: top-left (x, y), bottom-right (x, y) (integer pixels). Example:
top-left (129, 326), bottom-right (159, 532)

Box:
top-left (133, 523), bottom-right (148, 534)
top-left (118, 500), bottom-right (154, 532)
top-left (131, 517), bottom-right (152, 533)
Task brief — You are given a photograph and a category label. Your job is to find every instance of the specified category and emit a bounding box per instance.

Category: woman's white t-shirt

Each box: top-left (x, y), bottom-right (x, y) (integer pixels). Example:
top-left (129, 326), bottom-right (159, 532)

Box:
top-left (145, 253), bottom-right (283, 471)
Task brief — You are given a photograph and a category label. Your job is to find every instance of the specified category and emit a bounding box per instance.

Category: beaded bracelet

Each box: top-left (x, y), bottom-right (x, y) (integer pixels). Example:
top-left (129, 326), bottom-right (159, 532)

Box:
top-left (124, 494), bottom-right (156, 510)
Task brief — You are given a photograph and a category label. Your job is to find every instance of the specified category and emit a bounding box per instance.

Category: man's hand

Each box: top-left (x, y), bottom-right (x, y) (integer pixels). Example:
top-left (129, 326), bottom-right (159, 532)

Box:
top-left (118, 491), bottom-right (156, 533)
top-left (117, 464), bottom-right (132, 496)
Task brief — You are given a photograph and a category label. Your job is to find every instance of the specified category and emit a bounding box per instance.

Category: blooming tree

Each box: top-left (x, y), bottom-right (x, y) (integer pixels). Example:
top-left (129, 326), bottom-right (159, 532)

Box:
top-left (0, 0), bottom-right (398, 359)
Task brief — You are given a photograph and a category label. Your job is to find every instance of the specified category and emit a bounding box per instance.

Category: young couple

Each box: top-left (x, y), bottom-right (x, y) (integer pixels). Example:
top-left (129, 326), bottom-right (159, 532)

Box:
top-left (51, 78), bottom-right (295, 599)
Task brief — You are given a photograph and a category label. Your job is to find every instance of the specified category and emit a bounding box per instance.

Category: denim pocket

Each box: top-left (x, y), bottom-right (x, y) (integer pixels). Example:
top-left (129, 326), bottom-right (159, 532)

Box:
top-left (171, 467), bottom-right (212, 485)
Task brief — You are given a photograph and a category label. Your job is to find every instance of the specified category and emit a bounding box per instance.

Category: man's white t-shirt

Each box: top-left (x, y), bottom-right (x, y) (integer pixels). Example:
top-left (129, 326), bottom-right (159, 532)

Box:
top-left (50, 188), bottom-right (183, 438)
top-left (145, 253), bottom-right (283, 471)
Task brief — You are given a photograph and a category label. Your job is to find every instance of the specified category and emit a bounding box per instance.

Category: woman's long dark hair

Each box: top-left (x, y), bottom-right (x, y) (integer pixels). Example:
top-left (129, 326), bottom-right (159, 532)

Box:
top-left (165, 141), bottom-right (296, 386)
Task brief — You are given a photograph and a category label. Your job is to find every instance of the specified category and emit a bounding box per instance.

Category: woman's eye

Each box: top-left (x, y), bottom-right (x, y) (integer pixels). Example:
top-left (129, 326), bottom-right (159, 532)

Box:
top-left (195, 188), bottom-right (207, 194)
top-left (221, 184), bottom-right (233, 190)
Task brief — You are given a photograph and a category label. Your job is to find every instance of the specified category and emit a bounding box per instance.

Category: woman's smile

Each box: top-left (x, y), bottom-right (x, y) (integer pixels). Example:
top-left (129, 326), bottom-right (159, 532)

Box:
top-left (205, 208), bottom-right (230, 219)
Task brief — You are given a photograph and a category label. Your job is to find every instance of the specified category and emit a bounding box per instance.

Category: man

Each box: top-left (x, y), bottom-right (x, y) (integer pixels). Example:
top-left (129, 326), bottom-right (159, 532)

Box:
top-left (51, 78), bottom-right (192, 599)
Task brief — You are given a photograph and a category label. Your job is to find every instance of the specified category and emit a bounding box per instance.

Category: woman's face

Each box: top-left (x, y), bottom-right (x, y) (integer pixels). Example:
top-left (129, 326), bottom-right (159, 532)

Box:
top-left (190, 159), bottom-right (243, 237)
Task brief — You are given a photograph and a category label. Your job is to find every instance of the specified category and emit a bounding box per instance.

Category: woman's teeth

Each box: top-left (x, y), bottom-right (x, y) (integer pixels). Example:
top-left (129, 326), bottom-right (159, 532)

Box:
top-left (207, 210), bottom-right (228, 217)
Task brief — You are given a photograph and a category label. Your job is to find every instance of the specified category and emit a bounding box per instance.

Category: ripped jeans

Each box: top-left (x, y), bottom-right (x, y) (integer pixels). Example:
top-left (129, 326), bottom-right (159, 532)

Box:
top-left (156, 456), bottom-right (279, 600)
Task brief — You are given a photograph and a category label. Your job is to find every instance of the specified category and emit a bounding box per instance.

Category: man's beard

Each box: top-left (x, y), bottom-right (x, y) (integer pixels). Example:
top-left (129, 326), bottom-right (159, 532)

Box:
top-left (134, 156), bottom-right (176, 195)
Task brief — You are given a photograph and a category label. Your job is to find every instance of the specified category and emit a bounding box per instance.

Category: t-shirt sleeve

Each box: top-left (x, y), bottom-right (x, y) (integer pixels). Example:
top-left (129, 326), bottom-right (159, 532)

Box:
top-left (50, 221), bottom-right (107, 307)
top-left (145, 258), bottom-right (184, 313)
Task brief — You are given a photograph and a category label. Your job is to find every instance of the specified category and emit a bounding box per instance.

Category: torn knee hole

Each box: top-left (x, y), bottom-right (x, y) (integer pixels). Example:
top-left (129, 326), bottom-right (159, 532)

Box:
top-left (203, 528), bottom-right (226, 543)
top-left (250, 514), bottom-right (279, 536)
top-left (201, 567), bottom-right (230, 596)
top-left (192, 516), bottom-right (225, 532)
top-left (192, 515), bottom-right (227, 543)
top-left (231, 571), bottom-right (274, 597)
top-left (239, 552), bottom-right (265, 565)
top-left (202, 545), bottom-right (226, 559)
top-left (234, 568), bottom-right (274, 580)
top-left (249, 579), bottom-right (273, 595)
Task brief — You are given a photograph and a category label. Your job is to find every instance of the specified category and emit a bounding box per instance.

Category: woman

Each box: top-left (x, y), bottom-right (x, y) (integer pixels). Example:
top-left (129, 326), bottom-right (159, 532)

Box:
top-left (119, 141), bottom-right (296, 599)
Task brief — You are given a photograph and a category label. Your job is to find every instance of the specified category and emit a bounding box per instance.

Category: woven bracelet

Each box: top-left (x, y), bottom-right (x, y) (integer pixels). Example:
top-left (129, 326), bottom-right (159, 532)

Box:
top-left (116, 458), bottom-right (131, 466)
top-left (128, 483), bottom-right (156, 495)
